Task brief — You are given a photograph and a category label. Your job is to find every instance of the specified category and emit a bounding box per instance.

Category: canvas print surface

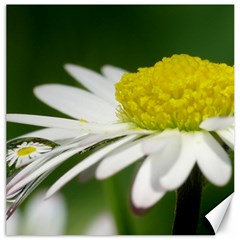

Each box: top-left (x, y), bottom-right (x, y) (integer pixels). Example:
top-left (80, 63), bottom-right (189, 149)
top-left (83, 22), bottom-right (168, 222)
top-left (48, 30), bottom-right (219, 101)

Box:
top-left (6, 5), bottom-right (234, 235)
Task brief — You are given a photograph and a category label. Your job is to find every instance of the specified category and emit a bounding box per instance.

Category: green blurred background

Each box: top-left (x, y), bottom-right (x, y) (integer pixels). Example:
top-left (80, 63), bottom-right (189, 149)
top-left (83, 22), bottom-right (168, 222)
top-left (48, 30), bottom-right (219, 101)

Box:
top-left (7, 5), bottom-right (234, 235)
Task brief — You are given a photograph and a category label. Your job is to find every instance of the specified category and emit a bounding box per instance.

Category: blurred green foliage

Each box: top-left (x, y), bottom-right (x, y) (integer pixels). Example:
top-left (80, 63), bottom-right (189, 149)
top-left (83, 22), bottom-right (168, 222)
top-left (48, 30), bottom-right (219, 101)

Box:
top-left (7, 5), bottom-right (234, 235)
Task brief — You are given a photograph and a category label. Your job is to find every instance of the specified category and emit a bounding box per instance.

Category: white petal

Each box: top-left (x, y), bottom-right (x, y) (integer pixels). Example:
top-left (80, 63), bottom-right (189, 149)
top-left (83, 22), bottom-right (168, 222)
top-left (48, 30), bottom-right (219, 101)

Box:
top-left (200, 117), bottom-right (234, 131)
top-left (216, 126), bottom-right (234, 150)
top-left (64, 64), bottom-right (116, 105)
top-left (96, 138), bottom-right (145, 179)
top-left (146, 134), bottom-right (182, 190)
top-left (101, 65), bottom-right (126, 83)
top-left (45, 135), bottom-right (138, 199)
top-left (142, 129), bottom-right (180, 155)
top-left (22, 190), bottom-right (67, 235)
top-left (20, 128), bottom-right (86, 141)
top-left (34, 84), bottom-right (117, 123)
top-left (7, 158), bottom-right (46, 193)
top-left (78, 162), bottom-right (99, 182)
top-left (7, 114), bottom-right (83, 129)
top-left (131, 159), bottom-right (166, 209)
top-left (7, 114), bottom-right (132, 134)
top-left (159, 133), bottom-right (196, 191)
top-left (195, 132), bottom-right (232, 186)
top-left (8, 156), bottom-right (18, 167)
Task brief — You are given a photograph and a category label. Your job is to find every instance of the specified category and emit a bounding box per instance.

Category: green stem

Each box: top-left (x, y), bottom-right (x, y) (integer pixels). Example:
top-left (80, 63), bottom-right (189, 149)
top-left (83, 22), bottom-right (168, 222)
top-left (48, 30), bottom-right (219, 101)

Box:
top-left (172, 165), bottom-right (203, 235)
top-left (102, 176), bottom-right (133, 235)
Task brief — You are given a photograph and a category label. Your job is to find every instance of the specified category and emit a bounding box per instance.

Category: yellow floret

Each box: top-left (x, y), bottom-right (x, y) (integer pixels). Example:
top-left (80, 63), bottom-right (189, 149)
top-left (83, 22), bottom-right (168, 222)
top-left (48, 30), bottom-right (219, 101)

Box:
top-left (115, 54), bottom-right (234, 131)
top-left (17, 147), bottom-right (36, 156)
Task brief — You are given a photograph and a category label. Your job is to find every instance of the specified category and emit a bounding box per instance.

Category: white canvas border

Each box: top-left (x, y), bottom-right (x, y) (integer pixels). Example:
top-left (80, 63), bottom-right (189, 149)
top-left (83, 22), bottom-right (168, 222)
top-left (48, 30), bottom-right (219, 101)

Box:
top-left (1, 1), bottom-right (239, 239)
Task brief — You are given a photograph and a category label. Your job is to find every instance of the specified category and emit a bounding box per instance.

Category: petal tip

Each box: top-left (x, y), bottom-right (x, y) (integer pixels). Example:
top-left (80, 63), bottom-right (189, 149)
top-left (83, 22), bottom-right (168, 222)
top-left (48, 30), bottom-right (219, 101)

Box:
top-left (200, 117), bottom-right (234, 131)
top-left (95, 169), bottom-right (110, 180)
top-left (44, 191), bottom-right (53, 201)
top-left (130, 200), bottom-right (149, 215)
top-left (64, 63), bottom-right (74, 70)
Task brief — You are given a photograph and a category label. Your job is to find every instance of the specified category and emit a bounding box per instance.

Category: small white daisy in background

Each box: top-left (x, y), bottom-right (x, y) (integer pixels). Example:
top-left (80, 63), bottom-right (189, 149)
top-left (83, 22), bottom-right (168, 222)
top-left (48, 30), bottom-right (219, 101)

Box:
top-left (6, 54), bottom-right (234, 219)
top-left (6, 190), bottom-right (67, 235)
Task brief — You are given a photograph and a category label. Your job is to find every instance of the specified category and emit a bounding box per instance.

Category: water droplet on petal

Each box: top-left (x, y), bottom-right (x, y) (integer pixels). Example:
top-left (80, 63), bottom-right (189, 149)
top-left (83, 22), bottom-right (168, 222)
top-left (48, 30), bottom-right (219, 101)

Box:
top-left (6, 137), bottom-right (59, 178)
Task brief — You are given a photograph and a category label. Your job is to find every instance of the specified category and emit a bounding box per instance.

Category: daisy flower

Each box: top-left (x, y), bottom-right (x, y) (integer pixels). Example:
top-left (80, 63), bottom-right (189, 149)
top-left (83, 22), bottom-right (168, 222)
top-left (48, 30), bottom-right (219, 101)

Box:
top-left (6, 54), bottom-right (234, 227)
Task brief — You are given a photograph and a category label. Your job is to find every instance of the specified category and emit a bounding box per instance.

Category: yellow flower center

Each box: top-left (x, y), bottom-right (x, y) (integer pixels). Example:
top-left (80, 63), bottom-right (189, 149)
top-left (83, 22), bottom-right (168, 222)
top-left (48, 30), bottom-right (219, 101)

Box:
top-left (17, 147), bottom-right (36, 156)
top-left (115, 54), bottom-right (234, 131)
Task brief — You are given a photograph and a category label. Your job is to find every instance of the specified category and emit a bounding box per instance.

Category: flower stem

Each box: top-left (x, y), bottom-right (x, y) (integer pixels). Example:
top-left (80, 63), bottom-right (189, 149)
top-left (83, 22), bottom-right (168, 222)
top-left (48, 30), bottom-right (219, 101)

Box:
top-left (172, 165), bottom-right (203, 235)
